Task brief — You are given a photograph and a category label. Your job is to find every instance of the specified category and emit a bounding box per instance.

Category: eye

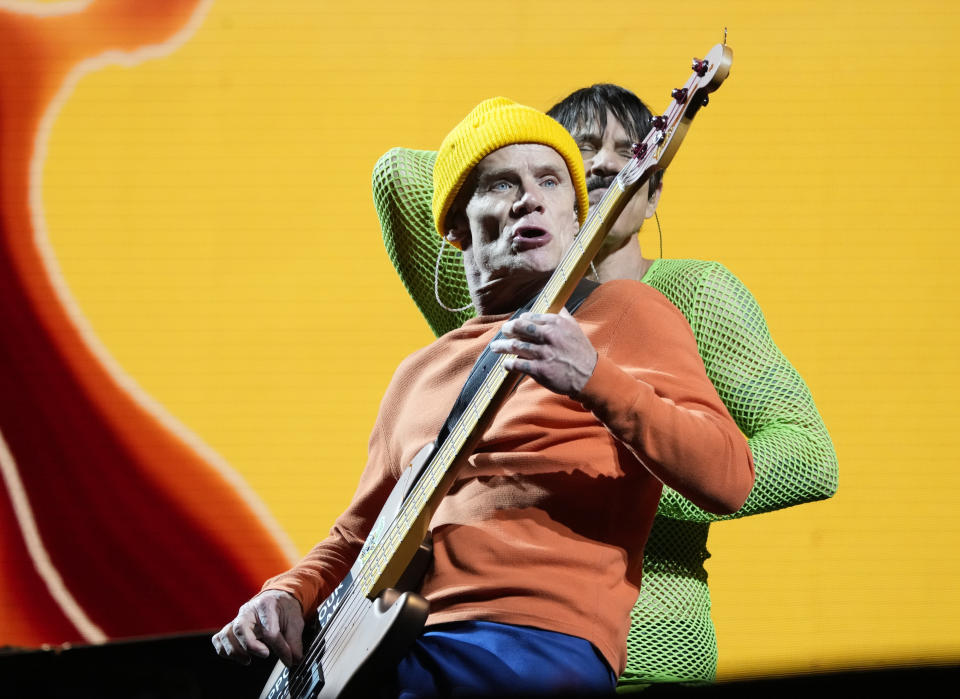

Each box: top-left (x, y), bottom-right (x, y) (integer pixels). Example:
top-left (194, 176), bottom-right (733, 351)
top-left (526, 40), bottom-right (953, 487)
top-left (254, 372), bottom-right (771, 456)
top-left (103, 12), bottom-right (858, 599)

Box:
top-left (578, 144), bottom-right (596, 155)
top-left (541, 177), bottom-right (559, 189)
top-left (490, 180), bottom-right (512, 192)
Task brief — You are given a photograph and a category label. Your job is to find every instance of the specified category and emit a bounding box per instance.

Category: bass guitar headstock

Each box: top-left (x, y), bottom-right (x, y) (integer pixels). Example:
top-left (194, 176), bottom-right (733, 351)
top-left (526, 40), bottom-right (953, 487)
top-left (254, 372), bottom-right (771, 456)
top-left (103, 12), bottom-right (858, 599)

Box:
top-left (618, 42), bottom-right (733, 188)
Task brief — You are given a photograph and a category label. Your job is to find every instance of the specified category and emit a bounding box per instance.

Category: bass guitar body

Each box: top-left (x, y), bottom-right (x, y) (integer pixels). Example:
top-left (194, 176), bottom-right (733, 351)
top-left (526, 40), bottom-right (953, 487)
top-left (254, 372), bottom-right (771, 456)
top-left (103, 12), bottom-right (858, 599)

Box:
top-left (259, 448), bottom-right (435, 699)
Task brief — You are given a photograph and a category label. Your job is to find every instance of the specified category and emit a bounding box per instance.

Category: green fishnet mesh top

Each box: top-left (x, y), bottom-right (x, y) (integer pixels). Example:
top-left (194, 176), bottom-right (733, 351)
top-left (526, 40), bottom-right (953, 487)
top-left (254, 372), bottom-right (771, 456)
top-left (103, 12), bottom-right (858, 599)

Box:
top-left (371, 148), bottom-right (838, 688)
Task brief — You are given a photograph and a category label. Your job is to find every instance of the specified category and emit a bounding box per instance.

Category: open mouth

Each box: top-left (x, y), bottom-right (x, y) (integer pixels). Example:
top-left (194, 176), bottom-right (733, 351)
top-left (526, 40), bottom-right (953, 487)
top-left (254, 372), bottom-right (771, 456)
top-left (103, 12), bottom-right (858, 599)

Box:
top-left (511, 225), bottom-right (552, 251)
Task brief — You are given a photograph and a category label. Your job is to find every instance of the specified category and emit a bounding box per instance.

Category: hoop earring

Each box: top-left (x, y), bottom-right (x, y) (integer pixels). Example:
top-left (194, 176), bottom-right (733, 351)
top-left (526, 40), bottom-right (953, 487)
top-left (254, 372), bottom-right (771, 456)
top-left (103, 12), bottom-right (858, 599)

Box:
top-left (434, 237), bottom-right (473, 313)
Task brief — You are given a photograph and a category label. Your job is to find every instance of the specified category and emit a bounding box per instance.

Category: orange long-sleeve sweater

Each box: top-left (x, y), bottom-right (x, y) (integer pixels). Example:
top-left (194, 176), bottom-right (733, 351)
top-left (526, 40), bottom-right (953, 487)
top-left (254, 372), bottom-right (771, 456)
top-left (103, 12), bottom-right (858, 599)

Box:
top-left (264, 279), bottom-right (754, 674)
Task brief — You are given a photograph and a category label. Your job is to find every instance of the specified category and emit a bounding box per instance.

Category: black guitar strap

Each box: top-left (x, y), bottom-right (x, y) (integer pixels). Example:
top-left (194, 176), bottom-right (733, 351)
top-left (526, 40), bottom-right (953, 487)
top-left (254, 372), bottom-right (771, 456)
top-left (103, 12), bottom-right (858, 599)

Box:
top-left (433, 278), bottom-right (599, 449)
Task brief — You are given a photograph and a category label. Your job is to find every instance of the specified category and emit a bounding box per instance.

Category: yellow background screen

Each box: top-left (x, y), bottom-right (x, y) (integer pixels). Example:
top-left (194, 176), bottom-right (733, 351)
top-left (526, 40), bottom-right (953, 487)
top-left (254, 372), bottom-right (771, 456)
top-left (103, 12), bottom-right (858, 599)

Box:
top-left (15, 0), bottom-right (960, 680)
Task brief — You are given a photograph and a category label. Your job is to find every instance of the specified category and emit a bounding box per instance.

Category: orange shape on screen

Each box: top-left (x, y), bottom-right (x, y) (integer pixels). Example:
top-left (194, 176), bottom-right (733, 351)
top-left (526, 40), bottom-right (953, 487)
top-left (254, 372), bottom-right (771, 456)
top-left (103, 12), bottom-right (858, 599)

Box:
top-left (0, 0), bottom-right (295, 647)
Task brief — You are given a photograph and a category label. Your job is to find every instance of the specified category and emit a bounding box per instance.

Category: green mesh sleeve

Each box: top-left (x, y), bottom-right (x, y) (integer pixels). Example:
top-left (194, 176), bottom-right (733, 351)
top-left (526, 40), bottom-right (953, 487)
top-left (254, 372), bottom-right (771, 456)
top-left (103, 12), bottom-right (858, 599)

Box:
top-left (643, 259), bottom-right (838, 522)
top-left (372, 148), bottom-right (472, 337)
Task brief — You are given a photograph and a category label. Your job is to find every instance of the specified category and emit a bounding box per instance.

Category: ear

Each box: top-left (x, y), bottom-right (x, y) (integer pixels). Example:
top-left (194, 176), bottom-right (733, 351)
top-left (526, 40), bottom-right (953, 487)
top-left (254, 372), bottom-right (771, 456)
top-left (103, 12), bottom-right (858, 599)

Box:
top-left (445, 209), bottom-right (470, 250)
top-left (644, 183), bottom-right (662, 221)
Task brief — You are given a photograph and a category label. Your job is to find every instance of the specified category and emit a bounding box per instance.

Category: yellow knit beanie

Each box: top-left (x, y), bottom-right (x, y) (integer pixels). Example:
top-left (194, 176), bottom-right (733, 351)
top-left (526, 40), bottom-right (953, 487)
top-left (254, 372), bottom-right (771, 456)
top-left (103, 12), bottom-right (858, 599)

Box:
top-left (432, 97), bottom-right (589, 240)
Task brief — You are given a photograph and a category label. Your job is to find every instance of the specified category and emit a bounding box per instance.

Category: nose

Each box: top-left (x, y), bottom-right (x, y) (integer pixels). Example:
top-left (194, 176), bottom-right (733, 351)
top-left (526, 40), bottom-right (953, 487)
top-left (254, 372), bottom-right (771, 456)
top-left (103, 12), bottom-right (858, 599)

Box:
top-left (511, 185), bottom-right (544, 217)
top-left (586, 145), bottom-right (621, 178)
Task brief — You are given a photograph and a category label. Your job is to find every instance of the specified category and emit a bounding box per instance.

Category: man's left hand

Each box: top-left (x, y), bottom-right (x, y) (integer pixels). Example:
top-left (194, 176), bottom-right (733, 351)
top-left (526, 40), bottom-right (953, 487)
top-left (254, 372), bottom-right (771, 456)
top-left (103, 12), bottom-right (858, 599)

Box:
top-left (491, 308), bottom-right (598, 398)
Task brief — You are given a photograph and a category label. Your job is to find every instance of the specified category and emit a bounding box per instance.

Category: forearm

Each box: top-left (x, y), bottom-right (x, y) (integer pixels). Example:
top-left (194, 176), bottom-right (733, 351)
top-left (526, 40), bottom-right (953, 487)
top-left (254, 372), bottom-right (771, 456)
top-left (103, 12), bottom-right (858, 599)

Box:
top-left (743, 424), bottom-right (838, 511)
top-left (657, 423), bottom-right (838, 521)
top-left (262, 526), bottom-right (362, 614)
top-left (263, 419), bottom-right (400, 613)
top-left (652, 262), bottom-right (839, 522)
top-left (579, 355), bottom-right (755, 515)
top-left (654, 364), bottom-right (839, 522)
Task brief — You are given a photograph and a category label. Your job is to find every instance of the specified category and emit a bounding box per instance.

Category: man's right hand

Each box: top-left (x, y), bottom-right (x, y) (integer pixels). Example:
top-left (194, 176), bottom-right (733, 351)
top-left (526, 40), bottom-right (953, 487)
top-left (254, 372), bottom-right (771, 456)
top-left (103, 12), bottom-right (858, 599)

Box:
top-left (211, 589), bottom-right (305, 667)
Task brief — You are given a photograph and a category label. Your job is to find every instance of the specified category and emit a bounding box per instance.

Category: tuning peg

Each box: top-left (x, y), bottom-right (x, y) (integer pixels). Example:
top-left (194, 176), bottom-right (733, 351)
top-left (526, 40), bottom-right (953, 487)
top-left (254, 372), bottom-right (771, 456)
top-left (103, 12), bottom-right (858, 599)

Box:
top-left (632, 142), bottom-right (648, 159)
top-left (671, 87), bottom-right (688, 103)
top-left (652, 115), bottom-right (667, 130)
top-left (692, 58), bottom-right (709, 76)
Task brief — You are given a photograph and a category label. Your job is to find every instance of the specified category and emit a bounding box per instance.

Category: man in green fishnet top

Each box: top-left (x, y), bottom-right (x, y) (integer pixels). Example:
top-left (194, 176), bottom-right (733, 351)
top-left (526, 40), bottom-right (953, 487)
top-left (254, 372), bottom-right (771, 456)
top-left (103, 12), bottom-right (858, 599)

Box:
top-left (372, 83), bottom-right (838, 690)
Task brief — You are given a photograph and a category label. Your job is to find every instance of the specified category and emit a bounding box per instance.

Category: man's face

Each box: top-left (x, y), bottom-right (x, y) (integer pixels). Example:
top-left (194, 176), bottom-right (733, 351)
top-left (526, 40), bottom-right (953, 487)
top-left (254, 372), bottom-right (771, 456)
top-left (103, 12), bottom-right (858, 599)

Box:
top-left (449, 143), bottom-right (579, 289)
top-left (571, 110), bottom-right (658, 248)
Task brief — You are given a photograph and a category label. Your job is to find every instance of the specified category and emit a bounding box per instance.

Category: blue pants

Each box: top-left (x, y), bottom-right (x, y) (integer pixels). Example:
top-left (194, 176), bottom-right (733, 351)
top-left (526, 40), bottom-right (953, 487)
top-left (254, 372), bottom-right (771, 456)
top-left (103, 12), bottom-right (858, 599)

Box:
top-left (378, 620), bottom-right (617, 698)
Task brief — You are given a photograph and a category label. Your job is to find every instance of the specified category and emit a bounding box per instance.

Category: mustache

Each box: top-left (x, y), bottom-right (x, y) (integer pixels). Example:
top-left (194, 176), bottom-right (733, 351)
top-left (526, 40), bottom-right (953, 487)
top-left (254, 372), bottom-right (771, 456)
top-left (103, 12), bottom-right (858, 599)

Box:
top-left (586, 174), bottom-right (616, 192)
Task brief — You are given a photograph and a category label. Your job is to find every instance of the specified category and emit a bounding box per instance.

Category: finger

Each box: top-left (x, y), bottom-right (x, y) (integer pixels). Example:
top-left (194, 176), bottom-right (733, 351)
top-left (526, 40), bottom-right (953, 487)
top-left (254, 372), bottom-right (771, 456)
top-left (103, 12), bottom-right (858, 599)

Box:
top-left (283, 614), bottom-right (305, 666)
top-left (503, 314), bottom-right (554, 341)
top-left (214, 626), bottom-right (251, 665)
top-left (232, 617), bottom-right (268, 662)
top-left (555, 307), bottom-right (581, 332)
top-left (502, 357), bottom-right (562, 391)
top-left (502, 356), bottom-right (540, 378)
top-left (252, 605), bottom-right (292, 666)
top-left (211, 630), bottom-right (225, 656)
top-left (490, 338), bottom-right (546, 360)
top-left (517, 312), bottom-right (554, 324)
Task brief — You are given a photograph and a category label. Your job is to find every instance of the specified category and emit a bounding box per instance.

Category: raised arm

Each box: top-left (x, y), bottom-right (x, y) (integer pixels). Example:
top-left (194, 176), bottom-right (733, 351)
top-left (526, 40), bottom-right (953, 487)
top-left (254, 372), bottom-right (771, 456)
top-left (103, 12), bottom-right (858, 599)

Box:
top-left (651, 261), bottom-right (838, 521)
top-left (374, 148), bottom-right (473, 336)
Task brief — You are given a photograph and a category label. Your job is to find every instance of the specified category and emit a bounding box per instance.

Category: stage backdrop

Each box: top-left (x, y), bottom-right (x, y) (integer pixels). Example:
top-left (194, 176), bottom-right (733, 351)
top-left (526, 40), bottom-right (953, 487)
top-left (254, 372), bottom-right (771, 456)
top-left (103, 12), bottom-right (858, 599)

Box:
top-left (0, 0), bottom-right (957, 681)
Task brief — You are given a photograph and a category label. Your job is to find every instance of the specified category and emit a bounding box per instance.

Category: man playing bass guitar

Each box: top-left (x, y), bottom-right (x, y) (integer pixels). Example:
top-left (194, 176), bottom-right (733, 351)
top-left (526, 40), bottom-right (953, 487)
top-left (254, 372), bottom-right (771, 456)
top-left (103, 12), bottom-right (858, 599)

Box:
top-left (212, 97), bottom-right (754, 697)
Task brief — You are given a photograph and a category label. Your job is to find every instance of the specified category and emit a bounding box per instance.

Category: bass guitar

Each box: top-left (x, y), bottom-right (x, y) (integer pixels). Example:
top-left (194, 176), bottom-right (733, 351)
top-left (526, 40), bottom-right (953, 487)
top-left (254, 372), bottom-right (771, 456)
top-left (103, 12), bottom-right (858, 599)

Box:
top-left (260, 41), bottom-right (733, 699)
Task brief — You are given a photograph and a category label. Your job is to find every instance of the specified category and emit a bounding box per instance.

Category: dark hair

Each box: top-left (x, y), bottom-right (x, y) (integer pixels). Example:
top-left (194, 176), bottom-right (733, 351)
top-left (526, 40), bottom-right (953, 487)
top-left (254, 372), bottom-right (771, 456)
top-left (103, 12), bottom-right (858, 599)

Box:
top-left (547, 83), bottom-right (663, 197)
